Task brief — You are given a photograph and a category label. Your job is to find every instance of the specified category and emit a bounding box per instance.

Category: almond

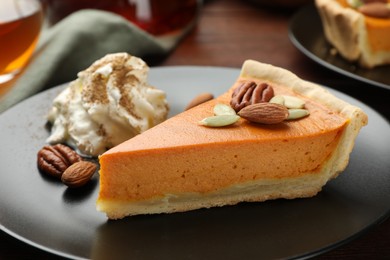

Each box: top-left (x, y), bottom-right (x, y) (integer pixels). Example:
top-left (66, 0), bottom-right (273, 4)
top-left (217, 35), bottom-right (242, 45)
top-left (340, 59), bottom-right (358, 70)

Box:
top-left (363, 0), bottom-right (387, 4)
top-left (238, 103), bottom-right (288, 124)
top-left (61, 161), bottom-right (97, 188)
top-left (358, 2), bottom-right (390, 18)
top-left (185, 92), bottom-right (214, 110)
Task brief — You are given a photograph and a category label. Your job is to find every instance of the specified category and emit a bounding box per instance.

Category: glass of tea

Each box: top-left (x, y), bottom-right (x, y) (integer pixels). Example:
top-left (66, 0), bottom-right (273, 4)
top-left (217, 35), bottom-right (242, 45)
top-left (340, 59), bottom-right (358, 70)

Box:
top-left (0, 0), bottom-right (43, 84)
top-left (41, 0), bottom-right (200, 36)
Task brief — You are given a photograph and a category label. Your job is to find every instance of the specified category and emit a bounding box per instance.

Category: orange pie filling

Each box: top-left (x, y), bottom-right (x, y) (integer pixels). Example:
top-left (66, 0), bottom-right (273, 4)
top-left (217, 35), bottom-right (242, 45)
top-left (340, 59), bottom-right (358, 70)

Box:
top-left (98, 80), bottom-right (348, 204)
top-left (365, 16), bottom-right (390, 52)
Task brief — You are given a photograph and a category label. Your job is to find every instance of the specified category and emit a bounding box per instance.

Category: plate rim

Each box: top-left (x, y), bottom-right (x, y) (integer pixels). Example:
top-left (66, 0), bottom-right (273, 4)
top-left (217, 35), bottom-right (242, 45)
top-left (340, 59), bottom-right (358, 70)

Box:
top-left (288, 4), bottom-right (390, 90)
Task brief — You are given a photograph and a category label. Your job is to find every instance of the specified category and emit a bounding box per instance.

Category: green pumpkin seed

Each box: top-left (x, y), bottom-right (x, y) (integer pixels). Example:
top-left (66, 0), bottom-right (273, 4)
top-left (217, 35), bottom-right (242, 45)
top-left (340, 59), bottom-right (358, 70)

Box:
top-left (213, 103), bottom-right (237, 116)
top-left (282, 95), bottom-right (305, 109)
top-left (287, 109), bottom-right (310, 120)
top-left (348, 0), bottom-right (363, 8)
top-left (269, 95), bottom-right (285, 106)
top-left (199, 115), bottom-right (240, 127)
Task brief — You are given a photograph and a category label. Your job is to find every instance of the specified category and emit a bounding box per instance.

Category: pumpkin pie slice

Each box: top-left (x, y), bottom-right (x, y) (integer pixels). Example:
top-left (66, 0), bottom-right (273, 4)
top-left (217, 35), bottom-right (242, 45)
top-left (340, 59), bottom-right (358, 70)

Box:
top-left (97, 60), bottom-right (367, 219)
top-left (316, 0), bottom-right (390, 68)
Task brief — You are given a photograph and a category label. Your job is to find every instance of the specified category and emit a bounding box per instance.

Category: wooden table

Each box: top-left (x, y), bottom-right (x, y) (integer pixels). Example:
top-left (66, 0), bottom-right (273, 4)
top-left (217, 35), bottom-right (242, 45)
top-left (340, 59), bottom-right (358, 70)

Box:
top-left (1, 0), bottom-right (389, 259)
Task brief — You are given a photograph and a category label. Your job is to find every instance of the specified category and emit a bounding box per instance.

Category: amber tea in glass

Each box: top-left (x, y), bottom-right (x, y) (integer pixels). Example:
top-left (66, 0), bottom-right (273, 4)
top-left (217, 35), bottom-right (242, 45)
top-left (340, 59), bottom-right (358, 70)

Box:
top-left (42, 0), bottom-right (199, 36)
top-left (0, 0), bottom-right (43, 83)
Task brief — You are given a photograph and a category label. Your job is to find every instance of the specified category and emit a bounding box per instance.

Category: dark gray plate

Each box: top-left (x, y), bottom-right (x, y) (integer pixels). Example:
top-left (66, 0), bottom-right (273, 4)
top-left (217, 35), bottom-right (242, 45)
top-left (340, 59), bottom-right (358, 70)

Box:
top-left (289, 4), bottom-right (390, 90)
top-left (1, 67), bottom-right (390, 260)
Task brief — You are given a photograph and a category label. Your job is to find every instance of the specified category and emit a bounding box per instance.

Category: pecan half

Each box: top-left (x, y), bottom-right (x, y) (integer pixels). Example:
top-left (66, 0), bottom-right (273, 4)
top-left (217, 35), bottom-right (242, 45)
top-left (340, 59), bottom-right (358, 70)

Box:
top-left (230, 81), bottom-right (274, 112)
top-left (37, 144), bottom-right (82, 178)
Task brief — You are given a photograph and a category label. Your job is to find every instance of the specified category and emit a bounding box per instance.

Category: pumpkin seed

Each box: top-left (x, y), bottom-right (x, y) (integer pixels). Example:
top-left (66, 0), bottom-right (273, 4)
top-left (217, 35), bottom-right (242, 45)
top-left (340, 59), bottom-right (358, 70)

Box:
top-left (213, 103), bottom-right (237, 116)
top-left (269, 95), bottom-right (285, 106)
top-left (199, 115), bottom-right (240, 127)
top-left (287, 109), bottom-right (310, 120)
top-left (347, 0), bottom-right (363, 8)
top-left (282, 95), bottom-right (305, 109)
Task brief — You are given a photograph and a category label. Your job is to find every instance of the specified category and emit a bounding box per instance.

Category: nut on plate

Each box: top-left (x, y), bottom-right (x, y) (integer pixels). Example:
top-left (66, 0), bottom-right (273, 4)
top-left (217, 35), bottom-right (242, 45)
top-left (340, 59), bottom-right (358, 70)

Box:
top-left (185, 92), bottom-right (214, 110)
top-left (61, 161), bottom-right (97, 188)
top-left (37, 144), bottom-right (82, 178)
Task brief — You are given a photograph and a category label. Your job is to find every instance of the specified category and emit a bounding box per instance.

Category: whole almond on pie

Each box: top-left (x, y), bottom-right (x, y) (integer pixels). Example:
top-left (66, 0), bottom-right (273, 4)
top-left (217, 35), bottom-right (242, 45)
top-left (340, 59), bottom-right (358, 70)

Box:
top-left (61, 161), bottom-right (97, 188)
top-left (358, 2), bottom-right (390, 18)
top-left (363, 0), bottom-right (387, 4)
top-left (238, 103), bottom-right (289, 124)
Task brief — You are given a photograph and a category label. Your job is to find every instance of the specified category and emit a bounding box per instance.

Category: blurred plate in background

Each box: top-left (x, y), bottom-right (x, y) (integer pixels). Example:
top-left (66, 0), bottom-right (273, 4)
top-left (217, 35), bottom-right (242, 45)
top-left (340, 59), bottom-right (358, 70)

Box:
top-left (289, 4), bottom-right (390, 90)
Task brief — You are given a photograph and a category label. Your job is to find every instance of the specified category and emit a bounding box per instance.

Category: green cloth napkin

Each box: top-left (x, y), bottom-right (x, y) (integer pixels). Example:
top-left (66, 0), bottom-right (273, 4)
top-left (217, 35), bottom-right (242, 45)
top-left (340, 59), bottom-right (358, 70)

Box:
top-left (0, 9), bottom-right (180, 113)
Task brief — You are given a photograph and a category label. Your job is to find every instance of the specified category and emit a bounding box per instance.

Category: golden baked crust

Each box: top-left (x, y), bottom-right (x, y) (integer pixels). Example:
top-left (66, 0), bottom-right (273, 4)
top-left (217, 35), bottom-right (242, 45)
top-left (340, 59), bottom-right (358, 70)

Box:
top-left (315, 0), bottom-right (390, 68)
top-left (97, 60), bottom-right (367, 219)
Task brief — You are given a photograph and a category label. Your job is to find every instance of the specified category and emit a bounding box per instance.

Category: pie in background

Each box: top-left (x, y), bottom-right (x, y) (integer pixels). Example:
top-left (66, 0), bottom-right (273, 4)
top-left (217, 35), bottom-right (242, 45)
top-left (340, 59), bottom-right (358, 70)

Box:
top-left (316, 0), bottom-right (390, 68)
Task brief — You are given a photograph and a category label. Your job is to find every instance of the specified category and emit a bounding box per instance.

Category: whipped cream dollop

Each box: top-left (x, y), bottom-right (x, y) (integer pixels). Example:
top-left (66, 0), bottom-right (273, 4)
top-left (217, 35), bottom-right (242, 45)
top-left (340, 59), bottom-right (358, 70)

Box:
top-left (47, 53), bottom-right (169, 156)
